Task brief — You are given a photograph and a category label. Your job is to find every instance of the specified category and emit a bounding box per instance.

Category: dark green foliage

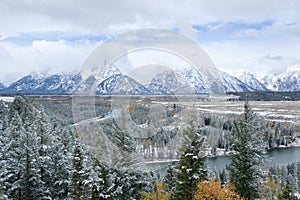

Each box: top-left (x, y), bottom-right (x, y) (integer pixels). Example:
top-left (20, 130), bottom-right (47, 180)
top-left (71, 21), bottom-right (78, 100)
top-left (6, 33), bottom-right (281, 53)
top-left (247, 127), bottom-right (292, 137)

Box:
top-left (219, 168), bottom-right (228, 185)
top-left (108, 169), bottom-right (153, 200)
top-left (163, 163), bottom-right (178, 193)
top-left (267, 162), bottom-right (300, 198)
top-left (72, 137), bottom-right (91, 200)
top-left (228, 102), bottom-right (266, 200)
top-left (0, 96), bottom-right (157, 199)
top-left (279, 183), bottom-right (299, 200)
top-left (227, 91), bottom-right (300, 101)
top-left (0, 97), bottom-right (53, 199)
top-left (204, 116), bottom-right (211, 126)
top-left (90, 160), bottom-right (110, 200)
top-left (170, 123), bottom-right (207, 200)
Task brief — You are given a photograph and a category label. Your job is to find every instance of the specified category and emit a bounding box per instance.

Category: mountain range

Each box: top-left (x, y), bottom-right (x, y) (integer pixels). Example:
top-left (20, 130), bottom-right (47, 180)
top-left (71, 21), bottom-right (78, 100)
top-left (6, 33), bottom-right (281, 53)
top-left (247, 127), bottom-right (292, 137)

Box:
top-left (0, 66), bottom-right (299, 95)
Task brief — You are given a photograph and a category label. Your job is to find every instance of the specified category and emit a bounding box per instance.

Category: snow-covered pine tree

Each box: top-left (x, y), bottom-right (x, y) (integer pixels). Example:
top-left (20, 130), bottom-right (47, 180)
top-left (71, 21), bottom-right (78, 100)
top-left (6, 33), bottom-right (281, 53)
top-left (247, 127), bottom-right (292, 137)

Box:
top-left (31, 109), bottom-right (54, 199)
top-left (89, 157), bottom-right (111, 200)
top-left (4, 97), bottom-right (53, 199)
top-left (0, 100), bottom-right (8, 131)
top-left (0, 101), bottom-right (9, 194)
top-left (108, 123), bottom-right (154, 199)
top-left (111, 127), bottom-right (139, 170)
top-left (50, 120), bottom-right (74, 199)
top-left (0, 112), bottom-right (25, 199)
top-left (0, 110), bottom-right (44, 199)
top-left (1, 96), bottom-right (91, 199)
top-left (171, 122), bottom-right (207, 200)
top-left (18, 112), bottom-right (45, 200)
top-left (163, 164), bottom-right (178, 194)
top-left (227, 102), bottom-right (266, 200)
top-left (71, 133), bottom-right (92, 200)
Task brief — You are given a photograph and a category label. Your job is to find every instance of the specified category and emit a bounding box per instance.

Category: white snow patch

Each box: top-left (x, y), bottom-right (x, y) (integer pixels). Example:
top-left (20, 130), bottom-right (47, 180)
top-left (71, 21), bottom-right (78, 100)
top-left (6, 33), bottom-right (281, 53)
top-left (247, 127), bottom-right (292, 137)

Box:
top-left (0, 96), bottom-right (14, 102)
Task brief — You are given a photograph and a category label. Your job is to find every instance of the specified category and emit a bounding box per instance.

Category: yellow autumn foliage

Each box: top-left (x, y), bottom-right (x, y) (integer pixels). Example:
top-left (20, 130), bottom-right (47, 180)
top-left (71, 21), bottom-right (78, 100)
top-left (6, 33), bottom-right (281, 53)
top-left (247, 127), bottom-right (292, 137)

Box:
top-left (194, 178), bottom-right (244, 200)
top-left (141, 181), bottom-right (172, 200)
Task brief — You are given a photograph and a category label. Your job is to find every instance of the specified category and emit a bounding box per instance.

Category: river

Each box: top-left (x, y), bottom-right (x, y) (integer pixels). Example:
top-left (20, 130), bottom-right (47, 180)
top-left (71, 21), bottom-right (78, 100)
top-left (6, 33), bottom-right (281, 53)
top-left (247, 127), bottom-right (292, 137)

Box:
top-left (146, 147), bottom-right (300, 175)
top-left (208, 147), bottom-right (300, 171)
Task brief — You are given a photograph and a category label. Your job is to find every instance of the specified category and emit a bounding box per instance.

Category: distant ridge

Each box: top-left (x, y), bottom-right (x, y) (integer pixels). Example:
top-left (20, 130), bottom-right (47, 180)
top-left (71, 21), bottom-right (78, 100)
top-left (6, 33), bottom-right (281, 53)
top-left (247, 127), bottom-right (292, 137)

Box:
top-left (0, 66), bottom-right (299, 95)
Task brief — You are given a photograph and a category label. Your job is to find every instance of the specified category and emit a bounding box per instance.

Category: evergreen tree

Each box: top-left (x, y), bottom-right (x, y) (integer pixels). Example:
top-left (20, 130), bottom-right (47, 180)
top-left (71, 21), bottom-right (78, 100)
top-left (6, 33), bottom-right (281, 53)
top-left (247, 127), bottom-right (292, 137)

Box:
top-left (89, 158), bottom-right (111, 200)
top-left (279, 182), bottom-right (299, 200)
top-left (171, 123), bottom-right (207, 200)
top-left (1, 97), bottom-right (54, 199)
top-left (0, 101), bottom-right (9, 194)
top-left (0, 112), bottom-right (25, 199)
top-left (18, 114), bottom-right (46, 200)
top-left (227, 102), bottom-right (266, 200)
top-left (0, 96), bottom-right (81, 199)
top-left (108, 125), bottom-right (154, 199)
top-left (72, 134), bottom-right (91, 200)
top-left (32, 109), bottom-right (54, 199)
top-left (51, 121), bottom-right (74, 199)
top-left (163, 164), bottom-right (178, 193)
top-left (0, 100), bottom-right (8, 131)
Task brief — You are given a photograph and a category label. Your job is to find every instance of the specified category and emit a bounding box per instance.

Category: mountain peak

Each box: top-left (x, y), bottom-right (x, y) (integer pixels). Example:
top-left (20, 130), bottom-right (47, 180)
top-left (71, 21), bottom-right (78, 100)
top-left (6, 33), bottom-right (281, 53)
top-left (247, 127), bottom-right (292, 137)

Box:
top-left (103, 65), bottom-right (122, 79)
top-left (30, 71), bottom-right (51, 80)
top-left (287, 64), bottom-right (300, 73)
top-left (1, 66), bottom-right (300, 94)
top-left (0, 82), bottom-right (5, 90)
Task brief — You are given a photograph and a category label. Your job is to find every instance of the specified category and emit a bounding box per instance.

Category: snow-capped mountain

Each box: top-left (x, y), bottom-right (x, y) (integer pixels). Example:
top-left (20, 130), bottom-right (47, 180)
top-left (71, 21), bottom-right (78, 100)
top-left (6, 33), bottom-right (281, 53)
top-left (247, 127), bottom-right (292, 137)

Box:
top-left (39, 73), bottom-right (82, 93)
top-left (74, 65), bottom-right (123, 94)
top-left (4, 73), bottom-right (47, 93)
top-left (148, 70), bottom-right (194, 94)
top-left (220, 72), bottom-right (257, 92)
top-left (96, 74), bottom-right (150, 95)
top-left (1, 72), bottom-right (82, 94)
top-left (0, 83), bottom-right (5, 90)
top-left (238, 71), bottom-right (269, 91)
top-left (261, 67), bottom-right (300, 91)
top-left (178, 68), bottom-right (209, 93)
top-left (103, 65), bottom-right (122, 79)
top-left (147, 68), bottom-right (259, 94)
top-left (1, 65), bottom-right (299, 95)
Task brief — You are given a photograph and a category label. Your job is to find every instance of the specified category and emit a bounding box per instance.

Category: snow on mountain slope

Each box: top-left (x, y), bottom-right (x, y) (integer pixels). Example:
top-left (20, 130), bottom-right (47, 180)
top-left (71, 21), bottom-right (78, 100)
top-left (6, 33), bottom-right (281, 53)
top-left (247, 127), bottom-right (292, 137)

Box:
top-left (97, 74), bottom-right (150, 95)
top-left (238, 71), bottom-right (269, 91)
top-left (1, 72), bottom-right (82, 94)
top-left (220, 72), bottom-right (256, 92)
top-left (4, 73), bottom-right (47, 93)
top-left (148, 67), bottom-right (258, 94)
top-left (39, 73), bottom-right (82, 93)
top-left (4, 65), bottom-right (299, 94)
top-left (147, 69), bottom-right (194, 94)
top-left (179, 68), bottom-right (208, 93)
top-left (103, 65), bottom-right (122, 79)
top-left (75, 65), bottom-right (123, 94)
top-left (261, 65), bottom-right (300, 91)
top-left (0, 83), bottom-right (5, 90)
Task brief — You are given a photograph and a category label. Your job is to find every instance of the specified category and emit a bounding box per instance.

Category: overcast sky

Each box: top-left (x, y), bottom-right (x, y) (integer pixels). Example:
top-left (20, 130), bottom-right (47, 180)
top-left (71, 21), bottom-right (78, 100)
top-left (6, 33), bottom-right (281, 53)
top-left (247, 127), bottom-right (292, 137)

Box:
top-left (0, 0), bottom-right (300, 84)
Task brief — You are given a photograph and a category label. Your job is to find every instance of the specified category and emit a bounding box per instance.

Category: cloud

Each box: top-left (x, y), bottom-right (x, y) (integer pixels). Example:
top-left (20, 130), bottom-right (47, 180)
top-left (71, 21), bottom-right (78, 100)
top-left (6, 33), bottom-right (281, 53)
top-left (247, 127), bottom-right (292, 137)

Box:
top-left (193, 20), bottom-right (274, 41)
top-left (1, 0), bottom-right (299, 36)
top-left (0, 32), bottom-right (107, 46)
top-left (0, 0), bottom-right (300, 83)
top-left (0, 39), bottom-right (98, 84)
top-left (260, 54), bottom-right (282, 61)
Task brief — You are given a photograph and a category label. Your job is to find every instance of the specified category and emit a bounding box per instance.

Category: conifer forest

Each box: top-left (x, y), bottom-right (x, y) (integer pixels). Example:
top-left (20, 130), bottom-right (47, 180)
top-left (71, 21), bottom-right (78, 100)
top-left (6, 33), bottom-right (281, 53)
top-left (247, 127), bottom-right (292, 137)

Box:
top-left (0, 95), bottom-right (300, 199)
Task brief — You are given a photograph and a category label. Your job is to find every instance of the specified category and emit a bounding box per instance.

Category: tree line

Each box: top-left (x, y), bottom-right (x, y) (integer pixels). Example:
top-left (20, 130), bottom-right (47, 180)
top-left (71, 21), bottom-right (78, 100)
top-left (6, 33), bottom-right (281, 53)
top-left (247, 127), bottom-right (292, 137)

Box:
top-left (1, 96), bottom-right (299, 199)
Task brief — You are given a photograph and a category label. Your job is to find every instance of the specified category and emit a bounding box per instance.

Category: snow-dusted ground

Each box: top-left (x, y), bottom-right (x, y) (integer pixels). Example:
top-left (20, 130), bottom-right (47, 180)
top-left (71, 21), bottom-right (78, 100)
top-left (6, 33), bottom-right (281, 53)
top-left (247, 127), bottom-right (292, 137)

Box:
top-left (0, 96), bottom-right (14, 102)
top-left (180, 100), bottom-right (300, 125)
